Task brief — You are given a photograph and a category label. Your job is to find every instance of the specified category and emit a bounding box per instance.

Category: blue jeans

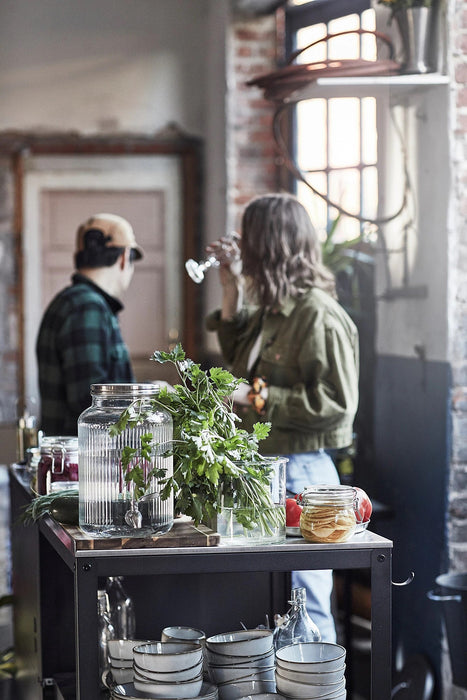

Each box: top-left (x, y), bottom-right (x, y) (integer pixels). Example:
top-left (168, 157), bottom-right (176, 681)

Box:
top-left (286, 450), bottom-right (340, 643)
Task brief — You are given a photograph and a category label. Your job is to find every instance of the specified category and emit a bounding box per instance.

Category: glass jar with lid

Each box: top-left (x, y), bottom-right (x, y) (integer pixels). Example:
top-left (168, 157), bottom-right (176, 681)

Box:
top-left (78, 383), bottom-right (173, 538)
top-left (37, 436), bottom-right (79, 495)
top-left (299, 485), bottom-right (357, 543)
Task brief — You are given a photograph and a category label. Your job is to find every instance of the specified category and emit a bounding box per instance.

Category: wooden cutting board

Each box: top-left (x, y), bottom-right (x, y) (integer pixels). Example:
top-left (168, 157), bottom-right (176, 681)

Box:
top-left (60, 518), bottom-right (220, 551)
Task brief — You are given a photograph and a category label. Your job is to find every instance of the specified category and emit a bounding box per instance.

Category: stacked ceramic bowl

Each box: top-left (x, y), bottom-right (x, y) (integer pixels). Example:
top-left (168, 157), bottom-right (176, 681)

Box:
top-left (161, 626), bottom-right (208, 676)
top-left (206, 629), bottom-right (276, 700)
top-left (110, 678), bottom-right (219, 700)
top-left (275, 643), bottom-right (347, 700)
top-left (108, 639), bottom-right (150, 685)
top-left (131, 641), bottom-right (204, 697)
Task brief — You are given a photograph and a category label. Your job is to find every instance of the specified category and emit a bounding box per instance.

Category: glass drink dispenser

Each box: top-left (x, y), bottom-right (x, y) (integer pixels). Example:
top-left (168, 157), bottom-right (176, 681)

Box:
top-left (78, 383), bottom-right (173, 538)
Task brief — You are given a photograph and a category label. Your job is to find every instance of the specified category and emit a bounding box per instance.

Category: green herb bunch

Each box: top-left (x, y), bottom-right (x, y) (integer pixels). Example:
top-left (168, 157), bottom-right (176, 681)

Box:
top-left (110, 344), bottom-right (284, 534)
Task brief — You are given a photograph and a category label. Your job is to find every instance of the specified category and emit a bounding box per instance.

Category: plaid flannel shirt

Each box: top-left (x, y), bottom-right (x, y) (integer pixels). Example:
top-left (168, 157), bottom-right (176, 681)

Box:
top-left (36, 273), bottom-right (135, 435)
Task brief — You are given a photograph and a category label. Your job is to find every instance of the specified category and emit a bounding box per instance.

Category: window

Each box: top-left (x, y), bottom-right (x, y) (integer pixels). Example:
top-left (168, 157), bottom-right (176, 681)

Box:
top-left (286, 0), bottom-right (377, 242)
top-left (285, 1), bottom-right (378, 487)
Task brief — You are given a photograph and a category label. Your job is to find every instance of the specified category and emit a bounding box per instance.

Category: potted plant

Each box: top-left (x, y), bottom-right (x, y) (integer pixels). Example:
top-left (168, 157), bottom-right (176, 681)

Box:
top-left (110, 344), bottom-right (285, 537)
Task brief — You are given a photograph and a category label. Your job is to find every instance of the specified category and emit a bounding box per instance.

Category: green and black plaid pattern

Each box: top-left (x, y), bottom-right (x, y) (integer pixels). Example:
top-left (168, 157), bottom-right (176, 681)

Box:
top-left (36, 274), bottom-right (134, 435)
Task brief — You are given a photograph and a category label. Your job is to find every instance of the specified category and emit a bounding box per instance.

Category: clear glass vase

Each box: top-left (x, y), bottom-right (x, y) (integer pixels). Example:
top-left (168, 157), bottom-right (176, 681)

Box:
top-left (78, 383), bottom-right (173, 538)
top-left (216, 456), bottom-right (287, 546)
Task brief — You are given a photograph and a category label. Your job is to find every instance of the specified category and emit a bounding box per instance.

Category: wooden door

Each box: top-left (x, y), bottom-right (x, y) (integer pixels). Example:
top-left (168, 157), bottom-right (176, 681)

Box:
top-left (23, 152), bottom-right (188, 404)
top-left (40, 187), bottom-right (177, 383)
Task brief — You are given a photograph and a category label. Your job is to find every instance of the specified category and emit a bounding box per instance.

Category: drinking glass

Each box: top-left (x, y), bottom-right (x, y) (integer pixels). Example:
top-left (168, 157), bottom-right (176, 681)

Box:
top-left (185, 232), bottom-right (240, 284)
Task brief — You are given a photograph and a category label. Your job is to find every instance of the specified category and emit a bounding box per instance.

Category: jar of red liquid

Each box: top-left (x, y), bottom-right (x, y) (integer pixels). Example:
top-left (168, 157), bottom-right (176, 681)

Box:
top-left (37, 436), bottom-right (79, 495)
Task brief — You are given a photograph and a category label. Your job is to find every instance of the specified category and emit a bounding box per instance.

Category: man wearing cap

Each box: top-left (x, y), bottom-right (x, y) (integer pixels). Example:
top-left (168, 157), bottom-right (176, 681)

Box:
top-left (36, 213), bottom-right (144, 435)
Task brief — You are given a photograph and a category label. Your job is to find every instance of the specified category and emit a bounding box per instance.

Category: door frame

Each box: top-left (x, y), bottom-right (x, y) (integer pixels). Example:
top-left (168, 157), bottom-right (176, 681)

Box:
top-left (1, 131), bottom-right (203, 409)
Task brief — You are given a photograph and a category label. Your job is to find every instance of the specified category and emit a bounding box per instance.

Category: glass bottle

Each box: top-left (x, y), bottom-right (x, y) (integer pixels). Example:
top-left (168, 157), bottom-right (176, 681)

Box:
top-left (106, 576), bottom-right (136, 640)
top-left (16, 397), bottom-right (42, 463)
top-left (97, 589), bottom-right (116, 683)
top-left (275, 587), bottom-right (321, 650)
top-left (299, 485), bottom-right (357, 543)
top-left (78, 383), bottom-right (173, 538)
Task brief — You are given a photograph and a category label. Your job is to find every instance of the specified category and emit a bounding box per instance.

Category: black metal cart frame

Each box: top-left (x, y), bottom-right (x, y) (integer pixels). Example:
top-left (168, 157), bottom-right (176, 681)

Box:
top-left (10, 467), bottom-right (392, 700)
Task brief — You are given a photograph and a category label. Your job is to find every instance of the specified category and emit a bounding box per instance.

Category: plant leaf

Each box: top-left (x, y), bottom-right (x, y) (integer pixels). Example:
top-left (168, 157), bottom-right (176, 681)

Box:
top-left (110, 344), bottom-right (277, 529)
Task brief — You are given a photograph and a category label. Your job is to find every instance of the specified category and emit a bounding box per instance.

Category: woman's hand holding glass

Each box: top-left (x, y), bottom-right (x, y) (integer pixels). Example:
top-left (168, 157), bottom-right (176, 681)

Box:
top-left (185, 232), bottom-right (241, 284)
top-left (203, 233), bottom-right (243, 320)
top-left (206, 232), bottom-right (241, 274)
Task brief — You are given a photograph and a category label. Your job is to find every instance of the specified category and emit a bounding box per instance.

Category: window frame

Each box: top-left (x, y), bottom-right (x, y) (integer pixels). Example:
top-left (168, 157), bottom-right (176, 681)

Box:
top-left (285, 0), bottom-right (371, 58)
top-left (283, 0), bottom-right (377, 495)
top-left (284, 0), bottom-right (374, 234)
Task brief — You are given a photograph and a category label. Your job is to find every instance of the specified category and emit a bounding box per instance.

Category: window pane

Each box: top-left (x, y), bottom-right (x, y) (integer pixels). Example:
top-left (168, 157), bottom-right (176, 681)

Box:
top-left (361, 165), bottom-right (378, 221)
top-left (329, 168), bottom-right (360, 217)
top-left (328, 15), bottom-right (360, 60)
top-left (332, 214), bottom-right (361, 242)
top-left (361, 8), bottom-right (376, 30)
top-left (296, 24), bottom-right (327, 63)
top-left (328, 98), bottom-right (360, 168)
top-left (361, 9), bottom-right (377, 60)
top-left (291, 6), bottom-right (379, 244)
top-left (296, 175), bottom-right (328, 237)
top-left (361, 97), bottom-right (377, 164)
top-left (297, 99), bottom-right (327, 171)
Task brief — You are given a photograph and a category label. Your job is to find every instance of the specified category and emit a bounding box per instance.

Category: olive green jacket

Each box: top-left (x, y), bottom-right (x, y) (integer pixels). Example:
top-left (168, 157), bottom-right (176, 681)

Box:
top-left (206, 288), bottom-right (359, 455)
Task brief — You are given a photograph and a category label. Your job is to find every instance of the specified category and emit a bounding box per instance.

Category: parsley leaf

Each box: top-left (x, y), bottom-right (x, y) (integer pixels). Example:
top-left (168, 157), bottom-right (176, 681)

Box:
top-left (109, 343), bottom-right (283, 532)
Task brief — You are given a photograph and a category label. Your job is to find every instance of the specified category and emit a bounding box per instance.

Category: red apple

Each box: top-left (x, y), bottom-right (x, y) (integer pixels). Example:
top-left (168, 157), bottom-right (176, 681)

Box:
top-left (286, 497), bottom-right (303, 527)
top-left (354, 486), bottom-right (372, 523)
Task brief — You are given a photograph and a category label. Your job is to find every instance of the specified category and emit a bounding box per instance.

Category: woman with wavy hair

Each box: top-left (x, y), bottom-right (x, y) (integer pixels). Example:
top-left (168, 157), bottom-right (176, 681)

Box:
top-left (207, 192), bottom-right (359, 642)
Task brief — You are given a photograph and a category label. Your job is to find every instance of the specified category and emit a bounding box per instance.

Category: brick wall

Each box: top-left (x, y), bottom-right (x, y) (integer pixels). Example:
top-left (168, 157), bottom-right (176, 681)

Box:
top-left (449, 0), bottom-right (467, 577)
top-left (227, 11), bottom-right (281, 231)
top-left (446, 1), bottom-right (467, 696)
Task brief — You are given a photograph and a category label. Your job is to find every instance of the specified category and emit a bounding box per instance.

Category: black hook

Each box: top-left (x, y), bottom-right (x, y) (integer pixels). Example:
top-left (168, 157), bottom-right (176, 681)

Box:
top-left (392, 571), bottom-right (415, 587)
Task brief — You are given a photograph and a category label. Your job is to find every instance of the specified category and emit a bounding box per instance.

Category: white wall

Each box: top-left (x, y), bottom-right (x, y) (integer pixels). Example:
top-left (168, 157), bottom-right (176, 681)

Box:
top-left (372, 9), bottom-right (452, 364)
top-left (375, 83), bottom-right (451, 363)
top-left (0, 0), bottom-right (229, 244)
top-left (0, 0), bottom-right (208, 134)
